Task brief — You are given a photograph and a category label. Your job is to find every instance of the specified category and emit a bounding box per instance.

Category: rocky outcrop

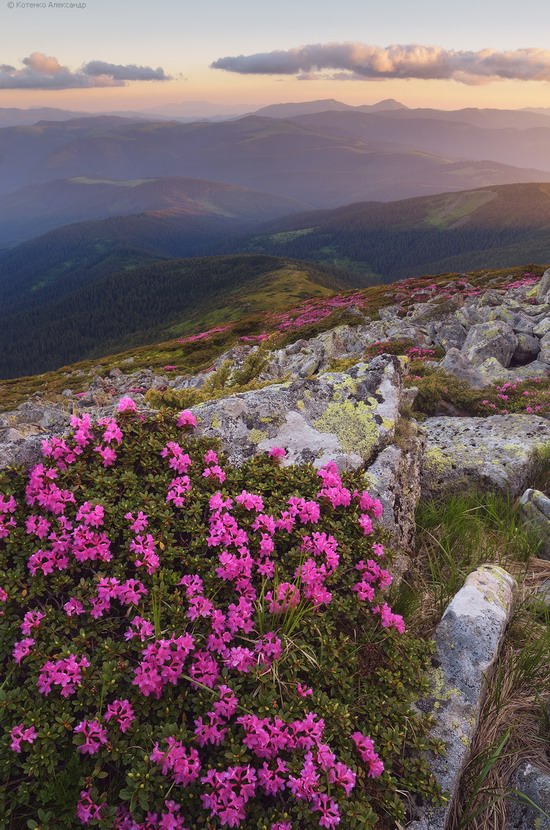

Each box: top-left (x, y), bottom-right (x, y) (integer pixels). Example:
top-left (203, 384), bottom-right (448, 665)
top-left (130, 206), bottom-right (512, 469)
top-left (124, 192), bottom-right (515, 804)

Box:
top-left (409, 565), bottom-right (516, 830)
top-left (421, 415), bottom-right (550, 498)
top-left (363, 423), bottom-right (425, 556)
top-left (191, 355), bottom-right (402, 470)
top-left (506, 762), bottom-right (550, 830)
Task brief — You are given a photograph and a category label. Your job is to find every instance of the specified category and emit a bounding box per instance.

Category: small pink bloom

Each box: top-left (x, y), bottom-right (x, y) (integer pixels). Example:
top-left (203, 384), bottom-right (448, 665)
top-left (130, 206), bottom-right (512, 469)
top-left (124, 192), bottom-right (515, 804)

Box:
top-left (176, 409), bottom-right (197, 428)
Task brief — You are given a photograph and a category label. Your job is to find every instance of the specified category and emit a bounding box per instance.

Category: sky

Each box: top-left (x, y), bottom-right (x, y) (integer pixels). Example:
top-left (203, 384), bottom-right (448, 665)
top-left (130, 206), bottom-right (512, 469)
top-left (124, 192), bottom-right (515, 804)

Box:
top-left (1, 0), bottom-right (550, 111)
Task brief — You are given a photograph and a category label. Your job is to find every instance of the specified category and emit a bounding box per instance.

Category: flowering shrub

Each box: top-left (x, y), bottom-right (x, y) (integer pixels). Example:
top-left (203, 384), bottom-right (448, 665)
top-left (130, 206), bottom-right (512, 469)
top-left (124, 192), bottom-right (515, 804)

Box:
top-left (0, 408), bottom-right (442, 828)
top-left (478, 377), bottom-right (550, 416)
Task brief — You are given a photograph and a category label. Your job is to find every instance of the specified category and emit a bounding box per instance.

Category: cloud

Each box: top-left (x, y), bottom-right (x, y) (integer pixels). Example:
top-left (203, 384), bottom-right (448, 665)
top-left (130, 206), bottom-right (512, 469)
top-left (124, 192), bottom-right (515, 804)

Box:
top-left (211, 43), bottom-right (550, 85)
top-left (82, 61), bottom-right (169, 81)
top-left (0, 52), bottom-right (171, 89)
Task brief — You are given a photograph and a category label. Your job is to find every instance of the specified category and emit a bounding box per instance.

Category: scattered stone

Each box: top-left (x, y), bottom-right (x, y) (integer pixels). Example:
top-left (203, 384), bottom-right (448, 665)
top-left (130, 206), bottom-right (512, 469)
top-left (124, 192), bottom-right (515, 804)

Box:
top-left (421, 415), bottom-right (550, 498)
top-left (408, 565), bottom-right (516, 830)
top-left (506, 762), bottom-right (550, 830)
top-left (518, 489), bottom-right (550, 559)
top-left (429, 319), bottom-right (468, 351)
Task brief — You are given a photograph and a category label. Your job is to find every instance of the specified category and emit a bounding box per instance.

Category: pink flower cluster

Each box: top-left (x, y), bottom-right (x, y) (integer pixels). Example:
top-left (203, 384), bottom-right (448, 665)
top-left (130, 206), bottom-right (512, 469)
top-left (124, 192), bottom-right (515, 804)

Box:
top-left (3, 403), bottom-right (407, 828)
top-left (177, 325), bottom-right (233, 345)
top-left (74, 719), bottom-right (108, 755)
top-left (0, 494), bottom-right (17, 539)
top-left (10, 724), bottom-right (37, 752)
top-left (37, 653), bottom-right (90, 697)
top-left (104, 698), bottom-right (135, 733)
top-left (133, 634), bottom-right (195, 698)
top-left (270, 292), bottom-right (366, 334)
top-left (351, 732), bottom-right (385, 778)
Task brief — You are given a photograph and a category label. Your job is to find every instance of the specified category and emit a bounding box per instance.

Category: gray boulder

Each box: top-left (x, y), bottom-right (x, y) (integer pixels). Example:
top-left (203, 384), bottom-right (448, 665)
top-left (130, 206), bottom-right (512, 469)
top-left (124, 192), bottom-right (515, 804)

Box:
top-left (409, 565), bottom-right (515, 830)
top-left (539, 333), bottom-right (550, 365)
top-left (536, 267), bottom-right (550, 302)
top-left (507, 762), bottom-right (550, 830)
top-left (421, 415), bottom-right (550, 498)
top-left (462, 321), bottom-right (519, 367)
top-left (191, 355), bottom-right (403, 470)
top-left (440, 348), bottom-right (490, 388)
top-left (518, 489), bottom-right (550, 559)
top-left (429, 319), bottom-right (468, 352)
top-left (512, 333), bottom-right (541, 365)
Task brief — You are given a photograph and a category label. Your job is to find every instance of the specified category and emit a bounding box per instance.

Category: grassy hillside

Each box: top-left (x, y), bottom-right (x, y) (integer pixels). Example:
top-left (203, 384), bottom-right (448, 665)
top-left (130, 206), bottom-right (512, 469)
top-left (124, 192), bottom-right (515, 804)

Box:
top-left (0, 255), bottom-right (356, 379)
top-left (240, 182), bottom-right (550, 277)
top-left (1, 262), bottom-right (545, 411)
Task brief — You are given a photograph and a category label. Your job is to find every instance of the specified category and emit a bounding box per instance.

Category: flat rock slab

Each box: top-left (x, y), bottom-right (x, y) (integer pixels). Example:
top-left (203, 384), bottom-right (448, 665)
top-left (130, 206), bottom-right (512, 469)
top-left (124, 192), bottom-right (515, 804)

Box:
top-left (506, 762), bottom-right (550, 829)
top-left (191, 355), bottom-right (402, 470)
top-left (408, 565), bottom-right (515, 830)
top-left (421, 415), bottom-right (550, 499)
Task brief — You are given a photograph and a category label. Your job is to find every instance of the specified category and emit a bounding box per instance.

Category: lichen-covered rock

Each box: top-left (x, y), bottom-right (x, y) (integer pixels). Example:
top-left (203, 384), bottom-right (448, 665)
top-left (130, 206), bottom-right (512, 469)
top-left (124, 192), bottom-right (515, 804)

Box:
top-left (539, 333), bottom-right (550, 365)
top-left (191, 355), bottom-right (403, 470)
top-left (461, 321), bottom-right (519, 367)
top-left (518, 489), bottom-right (550, 559)
top-left (363, 422), bottom-right (425, 557)
top-left (0, 401), bottom-right (71, 469)
top-left (440, 348), bottom-right (489, 388)
top-left (428, 319), bottom-right (468, 351)
top-left (536, 266), bottom-right (550, 302)
top-left (408, 565), bottom-right (515, 830)
top-left (506, 762), bottom-right (550, 830)
top-left (421, 415), bottom-right (550, 498)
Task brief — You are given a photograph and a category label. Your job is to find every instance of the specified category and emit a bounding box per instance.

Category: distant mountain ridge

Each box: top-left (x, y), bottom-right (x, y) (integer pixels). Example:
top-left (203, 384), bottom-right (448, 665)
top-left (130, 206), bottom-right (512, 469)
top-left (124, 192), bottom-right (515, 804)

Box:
top-left (0, 176), bottom-right (306, 247)
top-left (2, 111), bottom-right (550, 207)
top-left (240, 182), bottom-right (550, 277)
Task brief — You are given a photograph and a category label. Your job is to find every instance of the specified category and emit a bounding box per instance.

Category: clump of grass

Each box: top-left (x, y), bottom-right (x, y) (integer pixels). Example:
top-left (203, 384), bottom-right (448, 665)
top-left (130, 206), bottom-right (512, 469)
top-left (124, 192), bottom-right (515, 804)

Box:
top-left (530, 445), bottom-right (550, 496)
top-left (408, 492), bottom-right (542, 629)
top-left (406, 366), bottom-right (484, 417)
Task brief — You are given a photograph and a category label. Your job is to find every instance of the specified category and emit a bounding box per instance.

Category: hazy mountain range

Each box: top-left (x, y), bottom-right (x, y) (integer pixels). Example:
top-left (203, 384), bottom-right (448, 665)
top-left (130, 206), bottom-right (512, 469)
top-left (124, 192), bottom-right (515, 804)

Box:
top-left (2, 100), bottom-right (550, 379)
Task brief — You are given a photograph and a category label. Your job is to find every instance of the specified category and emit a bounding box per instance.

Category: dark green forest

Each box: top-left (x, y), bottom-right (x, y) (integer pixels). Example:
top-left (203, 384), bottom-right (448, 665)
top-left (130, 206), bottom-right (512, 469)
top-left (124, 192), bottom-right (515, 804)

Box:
top-left (0, 255), bottom-right (353, 378)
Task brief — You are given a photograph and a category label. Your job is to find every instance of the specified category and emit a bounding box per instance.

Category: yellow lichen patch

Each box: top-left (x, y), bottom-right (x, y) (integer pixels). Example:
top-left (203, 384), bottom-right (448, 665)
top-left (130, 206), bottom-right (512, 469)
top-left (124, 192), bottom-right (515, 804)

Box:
top-left (424, 447), bottom-right (453, 473)
top-left (249, 428), bottom-right (267, 444)
top-left (314, 399), bottom-right (382, 460)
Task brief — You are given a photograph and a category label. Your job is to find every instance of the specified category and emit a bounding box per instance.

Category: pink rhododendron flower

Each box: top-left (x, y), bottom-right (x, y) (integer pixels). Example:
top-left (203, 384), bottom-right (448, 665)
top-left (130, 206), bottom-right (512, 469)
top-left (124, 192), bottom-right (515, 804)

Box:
top-left (104, 699), bottom-right (135, 733)
top-left (268, 446), bottom-right (286, 459)
top-left (21, 610), bottom-right (45, 636)
top-left (297, 683), bottom-right (313, 698)
top-left (76, 789), bottom-right (105, 824)
top-left (64, 597), bottom-right (85, 617)
top-left (13, 638), bottom-right (35, 664)
top-left (74, 719), bottom-right (108, 755)
top-left (38, 653), bottom-right (90, 697)
top-left (176, 409), bottom-right (197, 428)
top-left (117, 397), bottom-right (137, 413)
top-left (124, 510), bottom-right (149, 533)
top-left (10, 724), bottom-right (37, 752)
top-left (151, 738), bottom-right (201, 786)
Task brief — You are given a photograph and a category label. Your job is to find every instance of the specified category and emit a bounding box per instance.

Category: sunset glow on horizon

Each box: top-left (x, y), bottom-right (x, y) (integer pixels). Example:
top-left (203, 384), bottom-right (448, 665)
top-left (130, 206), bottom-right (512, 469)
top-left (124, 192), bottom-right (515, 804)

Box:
top-left (1, 0), bottom-right (550, 112)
